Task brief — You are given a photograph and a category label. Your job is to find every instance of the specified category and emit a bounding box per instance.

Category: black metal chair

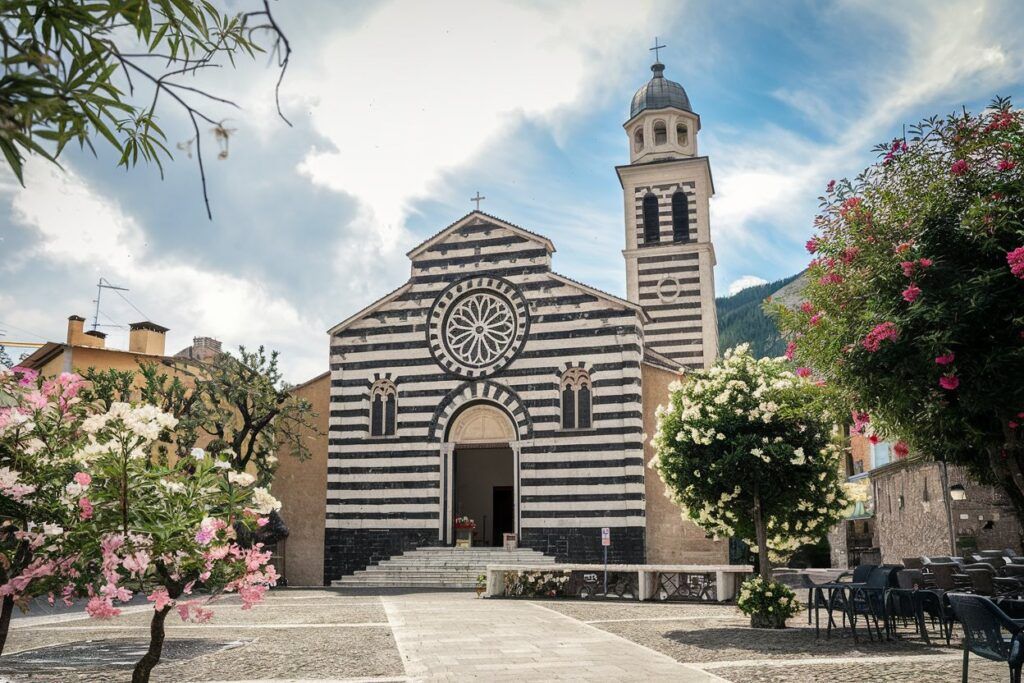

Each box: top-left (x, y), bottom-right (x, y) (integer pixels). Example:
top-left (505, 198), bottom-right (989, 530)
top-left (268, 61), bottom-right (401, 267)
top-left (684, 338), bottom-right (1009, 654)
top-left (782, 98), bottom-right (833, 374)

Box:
top-left (903, 557), bottom-right (925, 570)
top-left (948, 593), bottom-right (1024, 683)
top-left (848, 564), bottom-right (901, 641)
top-left (886, 569), bottom-right (928, 640)
top-left (813, 564), bottom-right (876, 640)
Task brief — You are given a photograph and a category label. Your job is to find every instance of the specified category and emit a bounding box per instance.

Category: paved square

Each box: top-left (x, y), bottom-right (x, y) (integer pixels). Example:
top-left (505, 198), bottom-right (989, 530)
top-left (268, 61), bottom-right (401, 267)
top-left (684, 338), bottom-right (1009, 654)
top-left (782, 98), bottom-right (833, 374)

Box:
top-left (0, 589), bottom-right (1009, 681)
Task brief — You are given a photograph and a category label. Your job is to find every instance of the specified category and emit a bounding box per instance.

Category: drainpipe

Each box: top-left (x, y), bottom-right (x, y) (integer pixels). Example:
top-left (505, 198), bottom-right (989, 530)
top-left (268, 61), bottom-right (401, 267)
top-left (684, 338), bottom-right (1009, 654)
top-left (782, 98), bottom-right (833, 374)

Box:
top-left (940, 461), bottom-right (957, 556)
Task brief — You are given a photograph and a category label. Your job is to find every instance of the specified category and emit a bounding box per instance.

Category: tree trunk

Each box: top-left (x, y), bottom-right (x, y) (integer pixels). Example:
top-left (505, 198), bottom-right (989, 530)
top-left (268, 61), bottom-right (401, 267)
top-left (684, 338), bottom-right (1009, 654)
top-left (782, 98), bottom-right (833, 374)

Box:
top-left (132, 604), bottom-right (172, 683)
top-left (0, 594), bottom-right (14, 656)
top-left (753, 491), bottom-right (771, 582)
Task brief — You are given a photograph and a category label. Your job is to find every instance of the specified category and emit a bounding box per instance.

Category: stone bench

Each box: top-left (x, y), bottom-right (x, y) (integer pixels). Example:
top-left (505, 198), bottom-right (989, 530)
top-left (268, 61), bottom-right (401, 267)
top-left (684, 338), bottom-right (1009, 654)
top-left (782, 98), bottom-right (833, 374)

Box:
top-left (485, 563), bottom-right (754, 602)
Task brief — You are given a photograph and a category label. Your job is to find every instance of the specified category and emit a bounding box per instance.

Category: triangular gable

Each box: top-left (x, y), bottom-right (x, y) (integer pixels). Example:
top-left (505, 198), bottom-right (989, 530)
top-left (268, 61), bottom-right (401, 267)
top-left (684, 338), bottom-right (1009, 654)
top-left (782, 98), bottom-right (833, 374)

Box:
top-left (548, 272), bottom-right (652, 324)
top-left (406, 211), bottom-right (555, 260)
top-left (327, 283), bottom-right (413, 335)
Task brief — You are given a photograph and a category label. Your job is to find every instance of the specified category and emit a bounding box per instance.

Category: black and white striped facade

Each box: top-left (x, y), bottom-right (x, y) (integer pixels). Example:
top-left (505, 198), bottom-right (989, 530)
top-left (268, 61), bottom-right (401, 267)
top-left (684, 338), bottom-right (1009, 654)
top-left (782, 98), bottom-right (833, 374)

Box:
top-left (618, 155), bottom-right (719, 371)
top-left (324, 213), bottom-right (655, 580)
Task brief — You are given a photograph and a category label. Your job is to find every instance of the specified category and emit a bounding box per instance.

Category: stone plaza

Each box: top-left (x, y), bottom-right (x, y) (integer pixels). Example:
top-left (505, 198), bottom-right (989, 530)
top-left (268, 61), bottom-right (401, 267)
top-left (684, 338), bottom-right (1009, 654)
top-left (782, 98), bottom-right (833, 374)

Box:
top-left (0, 588), bottom-right (1006, 682)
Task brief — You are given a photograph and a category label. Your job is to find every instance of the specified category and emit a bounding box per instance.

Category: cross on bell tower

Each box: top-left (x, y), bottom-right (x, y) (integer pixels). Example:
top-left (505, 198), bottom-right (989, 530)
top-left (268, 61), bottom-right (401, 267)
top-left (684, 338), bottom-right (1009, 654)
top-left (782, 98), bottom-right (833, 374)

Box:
top-left (649, 37), bottom-right (666, 62)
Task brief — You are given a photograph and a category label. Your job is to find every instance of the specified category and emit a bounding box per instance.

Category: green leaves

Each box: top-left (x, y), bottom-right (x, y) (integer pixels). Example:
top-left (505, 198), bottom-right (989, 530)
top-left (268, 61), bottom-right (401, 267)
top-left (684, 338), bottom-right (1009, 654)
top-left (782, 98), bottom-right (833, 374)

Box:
top-left (1, 0), bottom-right (287, 215)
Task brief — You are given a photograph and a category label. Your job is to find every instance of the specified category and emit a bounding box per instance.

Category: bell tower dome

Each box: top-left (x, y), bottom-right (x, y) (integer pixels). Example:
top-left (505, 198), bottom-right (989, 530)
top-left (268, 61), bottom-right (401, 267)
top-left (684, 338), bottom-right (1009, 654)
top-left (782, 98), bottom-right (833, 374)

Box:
top-left (626, 61), bottom-right (701, 164)
top-left (617, 54), bottom-right (718, 370)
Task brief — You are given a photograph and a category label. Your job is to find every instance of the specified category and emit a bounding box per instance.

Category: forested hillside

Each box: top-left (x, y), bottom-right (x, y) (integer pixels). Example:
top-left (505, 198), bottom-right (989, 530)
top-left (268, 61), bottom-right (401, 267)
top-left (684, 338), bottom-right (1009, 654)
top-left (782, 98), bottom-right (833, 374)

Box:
top-left (716, 273), bottom-right (802, 358)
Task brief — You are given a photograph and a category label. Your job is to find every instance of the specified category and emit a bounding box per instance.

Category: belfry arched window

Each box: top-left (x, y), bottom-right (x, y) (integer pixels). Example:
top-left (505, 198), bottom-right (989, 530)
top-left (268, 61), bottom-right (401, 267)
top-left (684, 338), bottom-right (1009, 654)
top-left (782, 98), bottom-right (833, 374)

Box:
top-left (676, 123), bottom-right (688, 147)
top-left (369, 379), bottom-right (397, 437)
top-left (642, 193), bottom-right (660, 244)
top-left (672, 191), bottom-right (690, 242)
top-left (653, 120), bottom-right (667, 145)
top-left (633, 127), bottom-right (644, 152)
top-left (561, 368), bottom-right (592, 430)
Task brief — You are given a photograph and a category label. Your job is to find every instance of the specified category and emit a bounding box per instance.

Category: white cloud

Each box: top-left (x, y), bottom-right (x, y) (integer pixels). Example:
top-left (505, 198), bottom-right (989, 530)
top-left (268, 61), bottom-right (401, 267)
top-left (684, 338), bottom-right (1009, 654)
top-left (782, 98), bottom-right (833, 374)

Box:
top-left (7, 161), bottom-right (325, 380)
top-left (728, 275), bottom-right (769, 296)
top-left (293, 0), bottom-right (673, 270)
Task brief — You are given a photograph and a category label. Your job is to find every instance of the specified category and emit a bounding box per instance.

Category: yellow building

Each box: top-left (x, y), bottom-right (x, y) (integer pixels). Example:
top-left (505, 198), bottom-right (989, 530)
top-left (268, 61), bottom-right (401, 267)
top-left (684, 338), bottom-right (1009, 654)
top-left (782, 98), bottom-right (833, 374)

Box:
top-left (21, 315), bottom-right (175, 377)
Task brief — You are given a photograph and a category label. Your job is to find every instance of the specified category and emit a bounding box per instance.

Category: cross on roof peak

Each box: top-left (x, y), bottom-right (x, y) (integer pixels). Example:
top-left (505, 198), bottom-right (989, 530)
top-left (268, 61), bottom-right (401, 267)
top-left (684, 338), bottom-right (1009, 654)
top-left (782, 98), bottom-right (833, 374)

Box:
top-left (650, 37), bottom-right (666, 63)
top-left (470, 191), bottom-right (486, 211)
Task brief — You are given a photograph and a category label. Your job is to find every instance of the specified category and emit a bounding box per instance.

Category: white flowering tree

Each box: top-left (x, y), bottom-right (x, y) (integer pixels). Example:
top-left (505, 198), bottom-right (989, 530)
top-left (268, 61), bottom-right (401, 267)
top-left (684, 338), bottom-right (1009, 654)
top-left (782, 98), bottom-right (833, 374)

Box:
top-left (651, 345), bottom-right (850, 626)
top-left (0, 367), bottom-right (281, 681)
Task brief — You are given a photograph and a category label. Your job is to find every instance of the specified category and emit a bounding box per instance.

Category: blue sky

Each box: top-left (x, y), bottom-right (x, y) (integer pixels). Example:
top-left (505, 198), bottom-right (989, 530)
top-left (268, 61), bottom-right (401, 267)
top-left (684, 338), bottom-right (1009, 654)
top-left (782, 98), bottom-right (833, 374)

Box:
top-left (2, 0), bottom-right (1023, 381)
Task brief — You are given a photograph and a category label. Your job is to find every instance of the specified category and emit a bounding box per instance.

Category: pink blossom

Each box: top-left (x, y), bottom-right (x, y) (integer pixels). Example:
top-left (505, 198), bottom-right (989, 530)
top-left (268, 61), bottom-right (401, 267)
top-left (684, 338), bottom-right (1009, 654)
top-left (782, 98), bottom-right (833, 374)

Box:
top-left (78, 497), bottom-right (93, 520)
top-left (784, 342), bottom-right (797, 360)
top-left (795, 367), bottom-right (812, 378)
top-left (11, 367), bottom-right (39, 387)
top-left (861, 322), bottom-right (899, 352)
top-left (1010, 421), bottom-right (1020, 429)
top-left (902, 284), bottom-right (921, 303)
top-left (122, 550), bottom-right (151, 577)
top-left (147, 587), bottom-right (174, 611)
top-left (919, 258), bottom-right (933, 268)
top-left (257, 517), bottom-right (269, 527)
top-left (851, 411), bottom-right (871, 434)
top-left (894, 442), bottom-right (910, 458)
top-left (800, 301), bottom-right (814, 314)
top-left (1008, 247), bottom-right (1024, 279)
top-left (24, 391), bottom-right (47, 410)
top-left (74, 472), bottom-right (91, 487)
top-left (826, 179), bottom-right (836, 193)
top-left (935, 352), bottom-right (956, 366)
top-left (842, 246), bottom-right (860, 264)
top-left (894, 241), bottom-right (913, 254)
top-left (950, 159), bottom-right (969, 175)
top-left (868, 434), bottom-right (880, 445)
top-left (86, 596), bottom-right (121, 619)
top-left (939, 374), bottom-right (960, 391)
top-left (999, 159), bottom-right (1016, 171)
top-left (819, 273), bottom-right (843, 286)
top-left (901, 261), bottom-right (916, 278)
top-left (809, 312), bottom-right (823, 326)
top-left (805, 237), bottom-right (819, 254)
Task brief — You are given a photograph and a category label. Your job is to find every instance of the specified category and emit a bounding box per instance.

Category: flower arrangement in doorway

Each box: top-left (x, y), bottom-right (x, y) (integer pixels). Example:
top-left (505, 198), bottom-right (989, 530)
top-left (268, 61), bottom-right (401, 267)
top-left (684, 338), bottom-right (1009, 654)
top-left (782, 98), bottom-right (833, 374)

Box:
top-left (454, 515), bottom-right (476, 530)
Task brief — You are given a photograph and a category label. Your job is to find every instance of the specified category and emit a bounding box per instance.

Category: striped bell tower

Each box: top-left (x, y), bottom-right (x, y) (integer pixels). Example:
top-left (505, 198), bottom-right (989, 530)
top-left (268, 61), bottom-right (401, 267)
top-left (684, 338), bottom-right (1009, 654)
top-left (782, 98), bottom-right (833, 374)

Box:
top-left (616, 55), bottom-right (718, 370)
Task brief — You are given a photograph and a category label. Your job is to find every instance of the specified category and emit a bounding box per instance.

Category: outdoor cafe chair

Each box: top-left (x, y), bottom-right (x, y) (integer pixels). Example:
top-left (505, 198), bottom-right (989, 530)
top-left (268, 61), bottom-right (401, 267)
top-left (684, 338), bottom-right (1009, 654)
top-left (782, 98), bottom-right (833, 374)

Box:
top-left (813, 564), bottom-right (876, 641)
top-left (948, 593), bottom-right (1024, 683)
top-left (847, 564), bottom-right (901, 641)
top-left (903, 557), bottom-right (925, 570)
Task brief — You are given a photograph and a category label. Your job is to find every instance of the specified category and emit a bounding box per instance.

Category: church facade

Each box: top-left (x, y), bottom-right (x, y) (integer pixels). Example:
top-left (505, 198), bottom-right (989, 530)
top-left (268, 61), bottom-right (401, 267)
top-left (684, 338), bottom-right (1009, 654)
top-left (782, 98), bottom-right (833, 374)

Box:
top-left (320, 60), bottom-right (723, 582)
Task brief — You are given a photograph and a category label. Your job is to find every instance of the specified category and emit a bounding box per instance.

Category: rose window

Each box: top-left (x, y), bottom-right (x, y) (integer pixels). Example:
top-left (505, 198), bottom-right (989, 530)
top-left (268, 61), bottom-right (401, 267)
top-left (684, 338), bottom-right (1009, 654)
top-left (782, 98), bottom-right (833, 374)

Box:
top-left (428, 276), bottom-right (530, 379)
top-left (445, 292), bottom-right (515, 367)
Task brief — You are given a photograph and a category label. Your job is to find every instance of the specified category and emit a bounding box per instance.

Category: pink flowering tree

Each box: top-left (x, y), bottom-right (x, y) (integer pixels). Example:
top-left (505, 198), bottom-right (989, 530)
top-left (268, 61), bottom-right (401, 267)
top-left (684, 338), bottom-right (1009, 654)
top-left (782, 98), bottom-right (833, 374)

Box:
top-left (58, 401), bottom-right (280, 682)
top-left (0, 367), bottom-right (87, 654)
top-left (773, 97), bottom-right (1024, 527)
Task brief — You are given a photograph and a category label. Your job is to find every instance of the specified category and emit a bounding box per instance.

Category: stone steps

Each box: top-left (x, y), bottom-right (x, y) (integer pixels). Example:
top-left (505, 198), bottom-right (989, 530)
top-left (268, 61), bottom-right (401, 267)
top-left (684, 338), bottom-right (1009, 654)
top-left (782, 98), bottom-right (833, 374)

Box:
top-left (332, 546), bottom-right (557, 588)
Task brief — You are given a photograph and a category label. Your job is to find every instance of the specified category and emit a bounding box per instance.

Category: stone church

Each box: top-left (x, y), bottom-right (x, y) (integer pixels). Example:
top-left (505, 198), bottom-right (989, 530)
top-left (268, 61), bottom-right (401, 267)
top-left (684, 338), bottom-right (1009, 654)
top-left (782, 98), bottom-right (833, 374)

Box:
top-left (286, 59), bottom-right (727, 583)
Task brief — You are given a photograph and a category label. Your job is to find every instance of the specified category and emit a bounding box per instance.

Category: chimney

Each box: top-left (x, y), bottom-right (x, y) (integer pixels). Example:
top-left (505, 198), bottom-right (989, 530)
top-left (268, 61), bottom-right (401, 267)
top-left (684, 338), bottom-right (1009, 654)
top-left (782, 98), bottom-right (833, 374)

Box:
top-left (128, 322), bottom-right (169, 356)
top-left (67, 315), bottom-right (105, 348)
top-left (81, 329), bottom-right (106, 349)
top-left (66, 315), bottom-right (86, 345)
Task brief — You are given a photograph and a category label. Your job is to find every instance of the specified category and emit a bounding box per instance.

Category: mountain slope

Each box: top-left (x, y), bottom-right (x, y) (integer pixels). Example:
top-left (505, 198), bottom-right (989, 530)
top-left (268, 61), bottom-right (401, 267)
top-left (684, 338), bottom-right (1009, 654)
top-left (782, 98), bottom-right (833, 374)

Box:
top-left (716, 273), bottom-right (803, 358)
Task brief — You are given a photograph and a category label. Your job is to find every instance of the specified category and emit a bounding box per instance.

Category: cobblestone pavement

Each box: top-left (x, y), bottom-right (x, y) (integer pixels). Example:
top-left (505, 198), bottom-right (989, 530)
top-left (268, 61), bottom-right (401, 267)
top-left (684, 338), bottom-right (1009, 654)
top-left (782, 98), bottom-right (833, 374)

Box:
top-left (0, 589), bottom-right (1009, 681)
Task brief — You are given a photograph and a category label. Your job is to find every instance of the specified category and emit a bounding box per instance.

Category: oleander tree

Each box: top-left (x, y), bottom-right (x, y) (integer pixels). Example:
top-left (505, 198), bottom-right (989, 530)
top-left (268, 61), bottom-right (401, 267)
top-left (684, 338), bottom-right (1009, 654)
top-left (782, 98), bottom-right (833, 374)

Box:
top-left (650, 345), bottom-right (850, 626)
top-left (0, 367), bottom-right (281, 681)
top-left (0, 367), bottom-right (87, 655)
top-left (771, 97), bottom-right (1024, 528)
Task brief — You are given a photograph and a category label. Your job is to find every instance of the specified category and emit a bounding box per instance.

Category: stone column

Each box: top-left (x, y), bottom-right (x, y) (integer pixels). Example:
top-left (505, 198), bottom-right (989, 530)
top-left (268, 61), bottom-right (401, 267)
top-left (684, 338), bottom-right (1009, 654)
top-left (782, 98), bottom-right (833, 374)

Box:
top-left (440, 442), bottom-right (455, 543)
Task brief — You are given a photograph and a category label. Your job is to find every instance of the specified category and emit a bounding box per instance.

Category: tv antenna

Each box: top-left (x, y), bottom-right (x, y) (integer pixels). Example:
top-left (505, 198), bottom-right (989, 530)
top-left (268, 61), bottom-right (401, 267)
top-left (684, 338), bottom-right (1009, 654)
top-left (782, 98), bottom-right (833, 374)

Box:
top-left (91, 278), bottom-right (130, 331)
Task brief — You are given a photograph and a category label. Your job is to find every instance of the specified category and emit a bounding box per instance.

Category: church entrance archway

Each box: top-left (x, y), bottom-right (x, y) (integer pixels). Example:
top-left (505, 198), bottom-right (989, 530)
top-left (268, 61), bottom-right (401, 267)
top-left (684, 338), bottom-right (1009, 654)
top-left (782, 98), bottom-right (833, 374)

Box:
top-left (441, 402), bottom-right (519, 547)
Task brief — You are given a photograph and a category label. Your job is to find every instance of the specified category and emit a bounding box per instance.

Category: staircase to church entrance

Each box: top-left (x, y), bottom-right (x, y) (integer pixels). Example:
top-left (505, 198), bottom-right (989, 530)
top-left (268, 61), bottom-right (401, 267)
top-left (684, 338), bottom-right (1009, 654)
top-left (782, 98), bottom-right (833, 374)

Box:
top-left (331, 547), bottom-right (556, 589)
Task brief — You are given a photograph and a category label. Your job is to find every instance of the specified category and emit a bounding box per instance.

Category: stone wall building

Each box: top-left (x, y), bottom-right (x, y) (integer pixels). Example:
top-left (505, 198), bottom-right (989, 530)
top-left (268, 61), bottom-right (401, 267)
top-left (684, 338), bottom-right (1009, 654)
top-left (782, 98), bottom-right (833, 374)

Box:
top-left (830, 434), bottom-right (1022, 567)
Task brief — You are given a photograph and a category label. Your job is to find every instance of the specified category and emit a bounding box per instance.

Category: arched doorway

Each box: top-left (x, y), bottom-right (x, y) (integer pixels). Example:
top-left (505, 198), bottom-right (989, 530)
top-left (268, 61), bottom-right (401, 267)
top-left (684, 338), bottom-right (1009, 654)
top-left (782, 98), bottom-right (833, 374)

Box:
top-left (444, 403), bottom-right (517, 547)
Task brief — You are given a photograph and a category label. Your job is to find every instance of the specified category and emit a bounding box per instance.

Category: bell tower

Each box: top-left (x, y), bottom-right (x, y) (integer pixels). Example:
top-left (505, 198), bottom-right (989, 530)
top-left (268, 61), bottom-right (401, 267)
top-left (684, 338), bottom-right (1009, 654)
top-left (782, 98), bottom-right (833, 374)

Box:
top-left (616, 55), bottom-right (718, 370)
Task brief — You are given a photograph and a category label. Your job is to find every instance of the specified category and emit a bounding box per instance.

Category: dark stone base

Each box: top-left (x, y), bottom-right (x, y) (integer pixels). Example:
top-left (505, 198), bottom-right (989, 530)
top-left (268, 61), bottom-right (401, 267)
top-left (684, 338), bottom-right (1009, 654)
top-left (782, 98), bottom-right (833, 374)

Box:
top-left (520, 526), bottom-right (645, 564)
top-left (323, 528), bottom-right (441, 584)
